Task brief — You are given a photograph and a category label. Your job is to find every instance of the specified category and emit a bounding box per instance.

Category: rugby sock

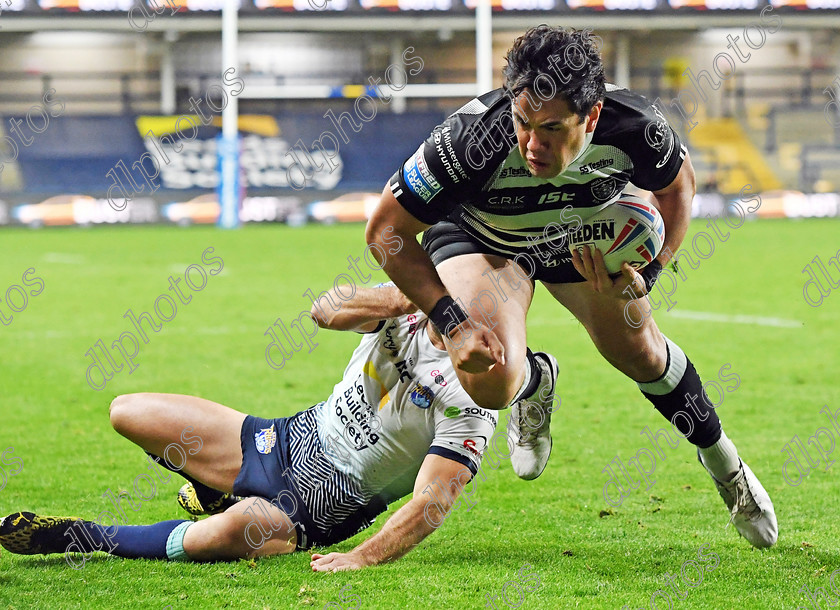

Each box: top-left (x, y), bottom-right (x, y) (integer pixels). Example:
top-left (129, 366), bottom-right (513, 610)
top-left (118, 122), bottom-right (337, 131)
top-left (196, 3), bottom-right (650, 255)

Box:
top-left (145, 451), bottom-right (227, 507)
top-left (637, 336), bottom-right (723, 449)
top-left (698, 430), bottom-right (741, 482)
top-left (165, 521), bottom-right (193, 561)
top-left (68, 519), bottom-right (192, 560)
top-left (509, 348), bottom-right (540, 405)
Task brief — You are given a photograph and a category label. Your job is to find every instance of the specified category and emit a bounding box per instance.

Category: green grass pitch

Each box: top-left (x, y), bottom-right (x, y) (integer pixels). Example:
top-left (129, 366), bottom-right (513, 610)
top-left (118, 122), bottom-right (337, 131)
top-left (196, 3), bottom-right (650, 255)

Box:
top-left (0, 218), bottom-right (838, 609)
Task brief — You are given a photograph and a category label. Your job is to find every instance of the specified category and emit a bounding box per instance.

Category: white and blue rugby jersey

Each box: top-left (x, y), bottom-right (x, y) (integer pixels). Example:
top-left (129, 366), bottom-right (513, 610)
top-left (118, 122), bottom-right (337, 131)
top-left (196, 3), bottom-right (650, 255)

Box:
top-left (313, 313), bottom-right (497, 502)
top-left (389, 84), bottom-right (687, 257)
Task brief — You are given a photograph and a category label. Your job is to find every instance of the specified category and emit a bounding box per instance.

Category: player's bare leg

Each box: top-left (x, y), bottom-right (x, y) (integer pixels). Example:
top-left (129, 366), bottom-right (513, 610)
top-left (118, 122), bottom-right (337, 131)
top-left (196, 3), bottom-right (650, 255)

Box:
top-left (0, 395), bottom-right (298, 563)
top-left (434, 253), bottom-right (534, 410)
top-left (435, 252), bottom-right (558, 479)
top-left (183, 497), bottom-right (296, 560)
top-left (109, 392), bottom-right (246, 493)
top-left (542, 278), bottom-right (777, 548)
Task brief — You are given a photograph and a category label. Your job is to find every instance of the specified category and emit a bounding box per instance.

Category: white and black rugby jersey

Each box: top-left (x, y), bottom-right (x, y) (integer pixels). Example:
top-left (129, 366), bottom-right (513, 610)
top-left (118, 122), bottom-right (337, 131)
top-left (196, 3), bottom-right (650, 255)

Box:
top-left (313, 313), bottom-right (497, 502)
top-left (389, 85), bottom-right (687, 254)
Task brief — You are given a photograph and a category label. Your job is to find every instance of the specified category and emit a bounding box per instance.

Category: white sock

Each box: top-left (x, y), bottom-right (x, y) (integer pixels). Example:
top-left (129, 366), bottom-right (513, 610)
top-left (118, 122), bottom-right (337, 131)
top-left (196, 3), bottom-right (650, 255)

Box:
top-left (699, 431), bottom-right (741, 482)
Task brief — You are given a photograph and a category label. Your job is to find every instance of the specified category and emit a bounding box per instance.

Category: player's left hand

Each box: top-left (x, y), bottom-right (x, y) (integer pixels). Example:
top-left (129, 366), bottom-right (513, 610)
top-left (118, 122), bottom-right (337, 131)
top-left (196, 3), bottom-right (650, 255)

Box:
top-left (310, 551), bottom-right (367, 572)
top-left (571, 245), bottom-right (646, 300)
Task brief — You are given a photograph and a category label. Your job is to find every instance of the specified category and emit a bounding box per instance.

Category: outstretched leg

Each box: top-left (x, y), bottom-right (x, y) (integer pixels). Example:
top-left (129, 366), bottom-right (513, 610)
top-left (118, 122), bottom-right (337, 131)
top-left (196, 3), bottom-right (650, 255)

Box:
top-left (543, 279), bottom-right (777, 548)
top-left (0, 497), bottom-right (296, 564)
top-left (1, 393), bottom-right (298, 564)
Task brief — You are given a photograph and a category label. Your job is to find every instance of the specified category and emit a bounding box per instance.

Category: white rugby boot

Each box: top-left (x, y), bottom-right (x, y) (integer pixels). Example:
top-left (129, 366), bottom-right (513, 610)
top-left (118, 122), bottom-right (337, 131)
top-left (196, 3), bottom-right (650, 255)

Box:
top-left (698, 451), bottom-right (778, 548)
top-left (509, 352), bottom-right (559, 481)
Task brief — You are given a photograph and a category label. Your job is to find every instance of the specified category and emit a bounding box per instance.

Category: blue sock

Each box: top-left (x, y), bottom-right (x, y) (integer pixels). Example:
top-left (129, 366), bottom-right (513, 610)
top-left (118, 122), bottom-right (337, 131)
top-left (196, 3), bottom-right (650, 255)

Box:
top-left (65, 519), bottom-right (192, 560)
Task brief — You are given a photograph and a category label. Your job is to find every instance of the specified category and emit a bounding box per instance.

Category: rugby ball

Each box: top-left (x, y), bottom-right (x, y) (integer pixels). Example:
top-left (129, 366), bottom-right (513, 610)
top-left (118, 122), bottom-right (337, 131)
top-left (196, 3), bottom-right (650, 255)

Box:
top-left (567, 194), bottom-right (665, 274)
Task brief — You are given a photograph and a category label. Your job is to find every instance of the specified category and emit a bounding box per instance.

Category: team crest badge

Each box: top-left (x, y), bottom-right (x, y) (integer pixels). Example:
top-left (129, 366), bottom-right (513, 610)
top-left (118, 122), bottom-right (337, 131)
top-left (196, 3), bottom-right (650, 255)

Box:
top-left (254, 425), bottom-right (277, 455)
top-left (590, 177), bottom-right (619, 202)
top-left (410, 383), bottom-right (435, 409)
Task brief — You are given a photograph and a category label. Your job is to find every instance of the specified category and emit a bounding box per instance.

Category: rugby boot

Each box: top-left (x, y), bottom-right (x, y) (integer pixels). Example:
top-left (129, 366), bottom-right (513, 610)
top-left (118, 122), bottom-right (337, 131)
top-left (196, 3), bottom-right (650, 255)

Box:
top-left (177, 483), bottom-right (241, 516)
top-left (698, 451), bottom-right (778, 548)
top-left (509, 352), bottom-right (559, 480)
top-left (0, 511), bottom-right (81, 555)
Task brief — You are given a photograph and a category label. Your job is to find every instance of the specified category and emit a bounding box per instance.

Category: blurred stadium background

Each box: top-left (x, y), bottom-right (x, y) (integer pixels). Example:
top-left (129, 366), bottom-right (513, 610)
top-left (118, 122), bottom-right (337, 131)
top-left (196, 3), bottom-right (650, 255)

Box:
top-left (0, 0), bottom-right (839, 228)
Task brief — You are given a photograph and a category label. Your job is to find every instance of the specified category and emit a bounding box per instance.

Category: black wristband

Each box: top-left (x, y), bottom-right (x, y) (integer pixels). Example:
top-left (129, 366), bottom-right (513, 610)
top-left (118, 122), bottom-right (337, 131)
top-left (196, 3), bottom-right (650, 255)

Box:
top-left (429, 296), bottom-right (469, 338)
top-left (640, 259), bottom-right (663, 293)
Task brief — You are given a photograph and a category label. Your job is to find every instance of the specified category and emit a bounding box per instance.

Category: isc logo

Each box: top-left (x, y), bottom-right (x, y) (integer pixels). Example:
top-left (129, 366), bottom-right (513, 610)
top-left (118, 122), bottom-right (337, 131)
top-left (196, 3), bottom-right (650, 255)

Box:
top-left (537, 191), bottom-right (574, 205)
top-left (0, 447), bottom-right (24, 492)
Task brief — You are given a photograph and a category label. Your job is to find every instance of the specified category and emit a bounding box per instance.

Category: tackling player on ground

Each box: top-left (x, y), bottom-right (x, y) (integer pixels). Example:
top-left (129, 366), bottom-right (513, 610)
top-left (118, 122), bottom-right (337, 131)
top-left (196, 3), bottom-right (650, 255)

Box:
top-left (365, 25), bottom-right (776, 548)
top-left (0, 283), bottom-right (500, 570)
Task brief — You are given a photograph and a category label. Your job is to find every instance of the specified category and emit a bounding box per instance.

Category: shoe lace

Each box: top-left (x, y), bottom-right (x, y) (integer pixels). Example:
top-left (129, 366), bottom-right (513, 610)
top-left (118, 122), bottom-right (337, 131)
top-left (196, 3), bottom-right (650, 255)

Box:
top-left (516, 401), bottom-right (545, 448)
top-left (728, 476), bottom-right (761, 525)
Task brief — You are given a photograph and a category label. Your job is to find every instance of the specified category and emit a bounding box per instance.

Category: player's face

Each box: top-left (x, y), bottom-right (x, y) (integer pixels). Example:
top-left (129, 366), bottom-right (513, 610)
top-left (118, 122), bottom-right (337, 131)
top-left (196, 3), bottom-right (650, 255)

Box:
top-left (512, 90), bottom-right (602, 179)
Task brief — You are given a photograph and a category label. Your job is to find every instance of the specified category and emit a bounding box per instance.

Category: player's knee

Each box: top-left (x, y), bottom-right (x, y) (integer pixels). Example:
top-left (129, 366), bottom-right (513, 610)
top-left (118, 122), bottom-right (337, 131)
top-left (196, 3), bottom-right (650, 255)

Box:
top-left (462, 362), bottom-right (522, 410)
top-left (109, 394), bottom-right (130, 429)
top-left (220, 519), bottom-right (255, 558)
top-left (108, 393), bottom-right (144, 433)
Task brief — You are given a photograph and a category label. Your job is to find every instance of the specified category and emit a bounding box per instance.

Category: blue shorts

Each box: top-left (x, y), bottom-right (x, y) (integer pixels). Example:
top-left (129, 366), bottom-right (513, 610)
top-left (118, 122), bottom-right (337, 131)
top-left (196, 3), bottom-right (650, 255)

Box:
top-left (233, 409), bottom-right (387, 550)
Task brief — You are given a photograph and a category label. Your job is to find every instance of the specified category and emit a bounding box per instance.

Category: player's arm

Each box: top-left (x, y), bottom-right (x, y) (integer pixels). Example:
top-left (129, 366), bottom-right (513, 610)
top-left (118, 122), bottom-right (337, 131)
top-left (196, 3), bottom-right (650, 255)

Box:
top-left (310, 284), bottom-right (416, 333)
top-left (365, 187), bottom-right (446, 315)
top-left (309, 454), bottom-right (470, 572)
top-left (366, 188), bottom-right (504, 372)
top-left (649, 150), bottom-right (696, 268)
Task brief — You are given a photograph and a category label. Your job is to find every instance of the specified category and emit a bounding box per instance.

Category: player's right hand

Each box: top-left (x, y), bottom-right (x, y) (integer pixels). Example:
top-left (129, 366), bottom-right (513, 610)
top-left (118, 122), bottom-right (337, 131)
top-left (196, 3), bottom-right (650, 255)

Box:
top-left (447, 321), bottom-right (505, 373)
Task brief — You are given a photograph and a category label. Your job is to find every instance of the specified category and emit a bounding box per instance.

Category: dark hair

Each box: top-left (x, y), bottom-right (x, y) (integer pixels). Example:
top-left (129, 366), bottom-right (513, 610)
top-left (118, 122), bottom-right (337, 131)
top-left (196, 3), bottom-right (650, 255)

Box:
top-left (503, 26), bottom-right (606, 122)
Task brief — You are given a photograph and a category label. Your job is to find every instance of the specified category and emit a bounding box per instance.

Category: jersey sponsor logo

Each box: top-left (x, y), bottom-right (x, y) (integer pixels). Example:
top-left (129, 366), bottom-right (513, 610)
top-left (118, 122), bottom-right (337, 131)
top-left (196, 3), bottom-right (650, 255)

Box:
top-left (590, 177), bottom-right (620, 202)
top-left (336, 378), bottom-right (382, 450)
top-left (403, 147), bottom-right (442, 203)
top-left (407, 313), bottom-right (418, 335)
top-left (433, 127), bottom-right (465, 184)
top-left (461, 406), bottom-right (494, 424)
top-left (395, 360), bottom-right (411, 383)
top-left (382, 322), bottom-right (399, 355)
top-left (537, 191), bottom-right (575, 205)
top-left (409, 383), bottom-right (435, 409)
top-left (254, 425), bottom-right (277, 455)
top-left (444, 406), bottom-right (461, 418)
top-left (430, 369), bottom-right (448, 386)
top-left (487, 195), bottom-right (525, 207)
top-left (499, 167), bottom-right (531, 179)
top-left (463, 435), bottom-right (488, 456)
top-left (579, 158), bottom-right (614, 174)
top-left (567, 220), bottom-right (616, 246)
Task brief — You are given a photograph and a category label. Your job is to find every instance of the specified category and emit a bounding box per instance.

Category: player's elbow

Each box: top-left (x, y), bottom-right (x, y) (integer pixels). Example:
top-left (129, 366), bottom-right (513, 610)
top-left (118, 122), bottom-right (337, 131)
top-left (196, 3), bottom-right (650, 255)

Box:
top-left (673, 151), bottom-right (696, 200)
top-left (364, 209), bottom-right (393, 263)
top-left (364, 212), bottom-right (383, 248)
top-left (310, 293), bottom-right (338, 330)
top-left (365, 190), bottom-right (391, 246)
